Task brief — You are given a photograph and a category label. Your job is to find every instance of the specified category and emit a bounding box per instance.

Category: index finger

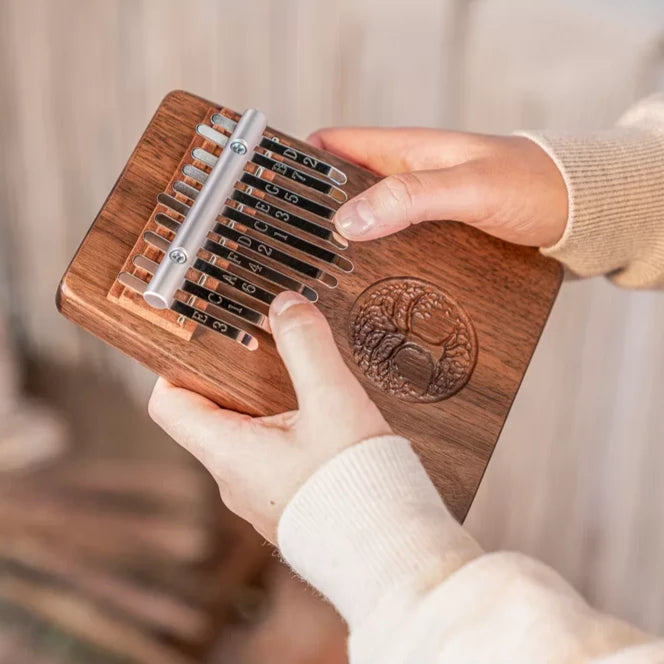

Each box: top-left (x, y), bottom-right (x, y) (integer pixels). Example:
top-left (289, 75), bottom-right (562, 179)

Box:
top-left (307, 126), bottom-right (491, 174)
top-left (148, 378), bottom-right (251, 468)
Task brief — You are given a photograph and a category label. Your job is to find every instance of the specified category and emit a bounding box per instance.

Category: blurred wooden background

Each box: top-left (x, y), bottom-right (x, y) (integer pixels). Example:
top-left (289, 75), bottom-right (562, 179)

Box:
top-left (0, 0), bottom-right (662, 646)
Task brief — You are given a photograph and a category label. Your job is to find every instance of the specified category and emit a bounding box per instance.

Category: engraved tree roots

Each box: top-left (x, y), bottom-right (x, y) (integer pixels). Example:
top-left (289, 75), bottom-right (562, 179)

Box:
top-left (350, 279), bottom-right (477, 402)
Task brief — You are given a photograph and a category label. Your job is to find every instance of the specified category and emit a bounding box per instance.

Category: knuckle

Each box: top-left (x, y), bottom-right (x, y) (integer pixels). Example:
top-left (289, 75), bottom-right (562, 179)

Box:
top-left (381, 172), bottom-right (422, 214)
top-left (466, 157), bottom-right (493, 180)
top-left (276, 303), bottom-right (327, 339)
top-left (401, 145), bottom-right (426, 172)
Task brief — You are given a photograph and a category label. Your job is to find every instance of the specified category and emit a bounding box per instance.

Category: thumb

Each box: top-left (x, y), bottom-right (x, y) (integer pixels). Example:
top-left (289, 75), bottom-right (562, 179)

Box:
top-left (269, 291), bottom-right (364, 408)
top-left (334, 165), bottom-right (484, 241)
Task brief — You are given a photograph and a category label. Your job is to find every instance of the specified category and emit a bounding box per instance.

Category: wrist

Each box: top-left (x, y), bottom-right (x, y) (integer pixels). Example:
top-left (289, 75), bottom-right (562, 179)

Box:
top-left (516, 127), bottom-right (664, 287)
top-left (508, 135), bottom-right (569, 247)
top-left (278, 435), bottom-right (482, 627)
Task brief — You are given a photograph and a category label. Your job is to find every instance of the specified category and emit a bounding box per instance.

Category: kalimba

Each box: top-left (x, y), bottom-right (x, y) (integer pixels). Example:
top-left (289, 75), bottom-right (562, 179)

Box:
top-left (57, 91), bottom-right (562, 520)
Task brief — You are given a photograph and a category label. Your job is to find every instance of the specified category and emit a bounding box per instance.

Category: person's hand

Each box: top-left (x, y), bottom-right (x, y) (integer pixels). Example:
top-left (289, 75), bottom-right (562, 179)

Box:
top-left (148, 291), bottom-right (391, 545)
top-left (308, 128), bottom-right (568, 247)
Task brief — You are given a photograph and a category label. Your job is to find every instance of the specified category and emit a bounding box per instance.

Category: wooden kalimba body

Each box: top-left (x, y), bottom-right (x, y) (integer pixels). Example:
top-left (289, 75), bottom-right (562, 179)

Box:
top-left (57, 90), bottom-right (562, 521)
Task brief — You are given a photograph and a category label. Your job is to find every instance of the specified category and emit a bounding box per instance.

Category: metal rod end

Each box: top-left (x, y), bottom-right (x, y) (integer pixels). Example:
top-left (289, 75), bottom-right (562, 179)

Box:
top-left (143, 291), bottom-right (170, 309)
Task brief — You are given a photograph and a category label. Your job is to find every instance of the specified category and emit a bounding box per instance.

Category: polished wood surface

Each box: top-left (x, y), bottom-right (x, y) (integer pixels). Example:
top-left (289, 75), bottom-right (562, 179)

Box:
top-left (57, 90), bottom-right (562, 521)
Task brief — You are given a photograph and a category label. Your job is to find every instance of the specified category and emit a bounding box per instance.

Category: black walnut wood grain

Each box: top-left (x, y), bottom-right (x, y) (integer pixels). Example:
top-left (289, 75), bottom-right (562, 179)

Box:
top-left (57, 90), bottom-right (563, 521)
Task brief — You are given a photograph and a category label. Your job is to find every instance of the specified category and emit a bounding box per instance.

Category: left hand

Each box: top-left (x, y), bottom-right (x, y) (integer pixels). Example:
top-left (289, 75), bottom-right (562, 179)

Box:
top-left (307, 127), bottom-right (568, 248)
top-left (148, 291), bottom-right (391, 545)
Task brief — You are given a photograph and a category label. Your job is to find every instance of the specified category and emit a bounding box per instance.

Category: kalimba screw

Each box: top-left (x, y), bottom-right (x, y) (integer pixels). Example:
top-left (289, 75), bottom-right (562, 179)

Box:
top-left (229, 139), bottom-right (248, 155)
top-left (168, 248), bottom-right (187, 264)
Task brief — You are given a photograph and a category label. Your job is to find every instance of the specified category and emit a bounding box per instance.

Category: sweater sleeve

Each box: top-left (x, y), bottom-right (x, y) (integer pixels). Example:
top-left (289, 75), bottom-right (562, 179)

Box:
top-left (278, 436), bottom-right (664, 664)
top-left (515, 93), bottom-right (664, 289)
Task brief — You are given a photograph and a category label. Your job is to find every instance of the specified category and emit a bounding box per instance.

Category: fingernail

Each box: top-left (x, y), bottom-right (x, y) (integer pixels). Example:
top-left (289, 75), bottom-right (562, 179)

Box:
top-left (270, 290), bottom-right (309, 317)
top-left (334, 198), bottom-right (375, 237)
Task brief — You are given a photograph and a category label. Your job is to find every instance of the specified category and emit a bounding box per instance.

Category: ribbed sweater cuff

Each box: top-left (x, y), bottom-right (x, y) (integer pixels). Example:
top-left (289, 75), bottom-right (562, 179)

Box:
top-left (516, 128), bottom-right (664, 288)
top-left (277, 435), bottom-right (481, 628)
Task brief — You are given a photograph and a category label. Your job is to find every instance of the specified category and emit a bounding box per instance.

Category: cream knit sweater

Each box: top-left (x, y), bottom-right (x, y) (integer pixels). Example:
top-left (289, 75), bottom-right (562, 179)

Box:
top-left (278, 95), bottom-right (664, 663)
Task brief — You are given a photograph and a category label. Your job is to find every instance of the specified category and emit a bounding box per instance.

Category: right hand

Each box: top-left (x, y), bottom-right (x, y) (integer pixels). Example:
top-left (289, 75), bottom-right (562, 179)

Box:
top-left (308, 128), bottom-right (568, 247)
top-left (148, 291), bottom-right (391, 545)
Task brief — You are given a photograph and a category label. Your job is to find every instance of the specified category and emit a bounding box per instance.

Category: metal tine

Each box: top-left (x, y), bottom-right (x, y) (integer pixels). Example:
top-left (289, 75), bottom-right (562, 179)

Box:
top-left (144, 230), bottom-right (170, 252)
top-left (118, 272), bottom-right (147, 294)
top-left (133, 255), bottom-right (269, 332)
top-left (191, 146), bottom-right (218, 169)
top-left (172, 180), bottom-right (200, 201)
top-left (183, 164), bottom-right (336, 222)
top-left (241, 171), bottom-right (336, 221)
top-left (197, 123), bottom-right (228, 148)
top-left (159, 190), bottom-right (341, 285)
top-left (179, 170), bottom-right (336, 223)
top-left (252, 153), bottom-right (346, 203)
top-left (118, 268), bottom-right (259, 349)
top-left (193, 254), bottom-right (276, 306)
top-left (137, 239), bottom-right (278, 306)
top-left (196, 124), bottom-right (347, 203)
top-left (152, 211), bottom-right (179, 233)
top-left (156, 195), bottom-right (189, 219)
top-left (146, 109), bottom-right (267, 311)
top-left (191, 148), bottom-right (348, 250)
top-left (169, 173), bottom-right (352, 271)
top-left (182, 164), bottom-right (342, 248)
top-left (183, 163), bottom-right (219, 185)
top-left (171, 299), bottom-right (259, 350)
top-left (209, 113), bottom-right (236, 133)
top-left (212, 220), bottom-right (337, 287)
top-left (145, 224), bottom-right (319, 302)
top-left (205, 234), bottom-right (330, 293)
top-left (223, 205), bottom-right (352, 272)
top-left (210, 113), bottom-right (347, 186)
top-left (232, 186), bottom-right (348, 250)
top-left (155, 208), bottom-right (337, 288)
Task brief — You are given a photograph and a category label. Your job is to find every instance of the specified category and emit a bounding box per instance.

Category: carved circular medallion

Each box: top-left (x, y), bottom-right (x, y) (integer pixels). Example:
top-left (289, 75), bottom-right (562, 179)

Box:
top-left (349, 278), bottom-right (477, 403)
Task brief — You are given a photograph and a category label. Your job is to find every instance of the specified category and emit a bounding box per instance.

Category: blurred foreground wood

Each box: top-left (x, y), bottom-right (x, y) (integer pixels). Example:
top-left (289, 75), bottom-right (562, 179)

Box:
top-left (0, 318), bottom-right (65, 473)
top-left (0, 362), bottom-right (271, 664)
top-left (210, 565), bottom-right (347, 664)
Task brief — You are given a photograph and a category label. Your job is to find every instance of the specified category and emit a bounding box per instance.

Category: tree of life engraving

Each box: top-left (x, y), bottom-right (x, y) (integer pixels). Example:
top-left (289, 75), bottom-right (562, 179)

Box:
top-left (349, 278), bottom-right (477, 403)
